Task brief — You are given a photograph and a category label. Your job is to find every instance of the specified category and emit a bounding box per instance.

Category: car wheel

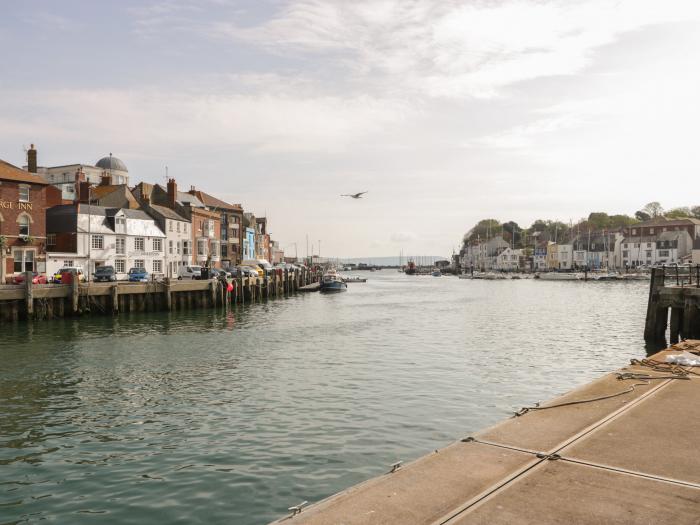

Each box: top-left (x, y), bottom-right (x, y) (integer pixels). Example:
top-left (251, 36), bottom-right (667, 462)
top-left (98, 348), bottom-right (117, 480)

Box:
top-left (178, 276), bottom-right (182, 280)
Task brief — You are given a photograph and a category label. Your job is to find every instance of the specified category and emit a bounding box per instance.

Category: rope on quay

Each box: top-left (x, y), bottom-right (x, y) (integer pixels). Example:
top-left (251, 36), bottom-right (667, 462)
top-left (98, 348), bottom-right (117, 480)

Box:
top-left (513, 372), bottom-right (689, 417)
top-left (630, 357), bottom-right (700, 377)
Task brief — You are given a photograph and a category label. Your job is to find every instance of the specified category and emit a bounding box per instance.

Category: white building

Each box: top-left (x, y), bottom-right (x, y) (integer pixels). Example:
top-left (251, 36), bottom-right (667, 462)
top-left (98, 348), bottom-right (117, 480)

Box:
top-left (621, 230), bottom-right (693, 268)
top-left (494, 247), bottom-right (523, 271)
top-left (556, 243), bottom-right (573, 269)
top-left (138, 202), bottom-right (192, 278)
top-left (34, 155), bottom-right (130, 202)
top-left (46, 204), bottom-right (165, 279)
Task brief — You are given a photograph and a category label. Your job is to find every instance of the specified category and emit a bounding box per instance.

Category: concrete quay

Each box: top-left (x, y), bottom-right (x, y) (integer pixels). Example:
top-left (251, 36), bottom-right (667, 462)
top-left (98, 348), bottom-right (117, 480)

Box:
top-left (271, 341), bottom-right (700, 525)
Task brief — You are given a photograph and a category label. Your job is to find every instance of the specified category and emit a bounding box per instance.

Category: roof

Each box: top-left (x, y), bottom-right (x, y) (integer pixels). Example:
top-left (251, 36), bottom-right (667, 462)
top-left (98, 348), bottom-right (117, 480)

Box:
top-left (0, 159), bottom-right (48, 184)
top-left (92, 185), bottom-right (120, 199)
top-left (195, 190), bottom-right (242, 211)
top-left (636, 217), bottom-right (700, 227)
top-left (147, 203), bottom-right (189, 222)
top-left (177, 191), bottom-right (205, 207)
top-left (95, 156), bottom-right (128, 172)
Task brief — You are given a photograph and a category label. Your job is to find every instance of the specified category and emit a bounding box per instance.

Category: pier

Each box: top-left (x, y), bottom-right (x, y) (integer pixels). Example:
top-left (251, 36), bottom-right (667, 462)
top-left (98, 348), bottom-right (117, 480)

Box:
top-left (0, 269), bottom-right (318, 323)
top-left (271, 340), bottom-right (700, 524)
top-left (645, 265), bottom-right (700, 343)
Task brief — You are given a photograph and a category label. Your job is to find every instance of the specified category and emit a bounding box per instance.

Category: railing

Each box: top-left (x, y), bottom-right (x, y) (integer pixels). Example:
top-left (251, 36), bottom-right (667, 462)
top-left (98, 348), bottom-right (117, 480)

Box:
top-left (658, 264), bottom-right (700, 287)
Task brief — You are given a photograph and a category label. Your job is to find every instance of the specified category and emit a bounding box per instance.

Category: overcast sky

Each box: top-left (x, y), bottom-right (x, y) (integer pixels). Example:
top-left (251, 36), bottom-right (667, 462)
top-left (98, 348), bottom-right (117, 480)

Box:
top-left (2, 1), bottom-right (700, 258)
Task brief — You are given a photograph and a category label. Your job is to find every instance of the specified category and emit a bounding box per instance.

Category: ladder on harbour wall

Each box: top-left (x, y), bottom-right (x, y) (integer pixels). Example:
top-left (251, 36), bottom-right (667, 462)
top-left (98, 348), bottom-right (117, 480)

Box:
top-left (644, 265), bottom-right (700, 344)
top-left (0, 268), bottom-right (321, 323)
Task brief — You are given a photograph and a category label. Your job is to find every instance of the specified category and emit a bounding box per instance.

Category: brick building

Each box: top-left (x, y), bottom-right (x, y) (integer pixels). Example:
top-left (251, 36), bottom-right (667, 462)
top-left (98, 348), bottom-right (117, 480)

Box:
top-left (0, 156), bottom-right (57, 282)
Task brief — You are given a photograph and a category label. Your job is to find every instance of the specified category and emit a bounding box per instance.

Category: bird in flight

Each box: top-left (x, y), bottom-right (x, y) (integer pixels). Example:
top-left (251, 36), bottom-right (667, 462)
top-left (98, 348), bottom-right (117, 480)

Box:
top-left (341, 191), bottom-right (368, 199)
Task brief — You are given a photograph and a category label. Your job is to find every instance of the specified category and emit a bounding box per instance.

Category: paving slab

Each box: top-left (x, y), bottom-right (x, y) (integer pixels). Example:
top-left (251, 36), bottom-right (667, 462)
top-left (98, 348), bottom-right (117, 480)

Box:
top-left (563, 378), bottom-right (700, 485)
top-left (271, 442), bottom-right (535, 525)
top-left (448, 460), bottom-right (700, 525)
top-left (475, 371), bottom-right (661, 452)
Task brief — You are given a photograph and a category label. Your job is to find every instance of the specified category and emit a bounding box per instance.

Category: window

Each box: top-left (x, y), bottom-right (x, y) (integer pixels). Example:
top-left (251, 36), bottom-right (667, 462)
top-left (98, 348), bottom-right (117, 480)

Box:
top-left (115, 259), bottom-right (125, 273)
top-left (623, 251), bottom-right (629, 258)
top-left (13, 250), bottom-right (34, 272)
top-left (176, 241), bottom-right (181, 255)
top-left (632, 229), bottom-right (637, 235)
top-left (47, 233), bottom-right (56, 247)
top-left (182, 241), bottom-right (191, 255)
top-left (153, 238), bottom-right (163, 252)
top-left (134, 259), bottom-right (145, 269)
top-left (169, 221), bottom-right (173, 232)
top-left (19, 185), bottom-right (30, 202)
top-left (135, 237), bottom-right (145, 251)
top-left (116, 237), bottom-right (126, 255)
top-left (63, 260), bottom-right (74, 267)
top-left (169, 240), bottom-right (173, 254)
top-left (221, 244), bottom-right (228, 257)
top-left (659, 250), bottom-right (670, 257)
top-left (176, 222), bottom-right (180, 232)
top-left (91, 235), bottom-right (104, 249)
top-left (115, 217), bottom-right (126, 233)
top-left (153, 259), bottom-right (162, 273)
top-left (649, 228), bottom-right (654, 234)
top-left (197, 240), bottom-right (207, 256)
top-left (18, 215), bottom-right (29, 236)
top-left (646, 251), bottom-right (652, 258)
top-left (183, 223), bottom-right (187, 234)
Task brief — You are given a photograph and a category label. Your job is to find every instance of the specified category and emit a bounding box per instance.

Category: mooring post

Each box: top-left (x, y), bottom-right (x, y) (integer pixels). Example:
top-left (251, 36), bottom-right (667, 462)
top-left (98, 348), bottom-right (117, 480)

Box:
top-left (670, 307), bottom-right (683, 344)
top-left (24, 271), bottom-right (33, 318)
top-left (111, 284), bottom-right (119, 313)
top-left (71, 273), bottom-right (80, 314)
top-left (644, 267), bottom-right (668, 342)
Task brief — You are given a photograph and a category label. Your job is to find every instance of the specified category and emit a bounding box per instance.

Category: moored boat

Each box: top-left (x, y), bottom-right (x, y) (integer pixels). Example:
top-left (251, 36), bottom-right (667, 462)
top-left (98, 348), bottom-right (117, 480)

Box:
top-left (320, 269), bottom-right (348, 292)
top-left (536, 272), bottom-right (583, 281)
top-left (343, 276), bottom-right (367, 283)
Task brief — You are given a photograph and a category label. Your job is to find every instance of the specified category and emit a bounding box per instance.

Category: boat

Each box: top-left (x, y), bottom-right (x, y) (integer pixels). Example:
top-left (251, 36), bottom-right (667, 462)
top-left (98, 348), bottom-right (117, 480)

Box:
top-left (320, 269), bottom-right (348, 292)
top-left (536, 272), bottom-right (583, 281)
top-left (404, 260), bottom-right (417, 275)
top-left (431, 269), bottom-right (441, 277)
top-left (343, 276), bottom-right (367, 283)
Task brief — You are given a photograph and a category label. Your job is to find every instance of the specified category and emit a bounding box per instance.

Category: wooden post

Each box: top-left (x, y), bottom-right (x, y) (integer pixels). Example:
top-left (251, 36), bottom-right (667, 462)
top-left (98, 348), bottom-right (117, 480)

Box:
top-left (670, 307), bottom-right (683, 344)
top-left (24, 271), bottom-right (33, 318)
top-left (644, 267), bottom-right (668, 342)
top-left (71, 273), bottom-right (80, 314)
top-left (210, 280), bottom-right (216, 307)
top-left (165, 281), bottom-right (172, 310)
top-left (111, 284), bottom-right (119, 313)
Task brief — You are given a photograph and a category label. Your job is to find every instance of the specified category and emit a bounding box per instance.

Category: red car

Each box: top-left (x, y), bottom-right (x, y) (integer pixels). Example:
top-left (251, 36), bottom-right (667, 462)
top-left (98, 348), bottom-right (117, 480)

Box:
top-left (13, 272), bottom-right (48, 285)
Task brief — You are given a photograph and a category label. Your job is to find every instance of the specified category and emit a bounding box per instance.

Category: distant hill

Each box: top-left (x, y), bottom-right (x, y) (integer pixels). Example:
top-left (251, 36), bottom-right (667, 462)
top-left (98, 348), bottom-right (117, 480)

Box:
top-left (339, 256), bottom-right (448, 266)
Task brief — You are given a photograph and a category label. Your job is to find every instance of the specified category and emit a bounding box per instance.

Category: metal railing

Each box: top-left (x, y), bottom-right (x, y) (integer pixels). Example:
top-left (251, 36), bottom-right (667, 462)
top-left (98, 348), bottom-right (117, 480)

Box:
top-left (658, 264), bottom-right (700, 287)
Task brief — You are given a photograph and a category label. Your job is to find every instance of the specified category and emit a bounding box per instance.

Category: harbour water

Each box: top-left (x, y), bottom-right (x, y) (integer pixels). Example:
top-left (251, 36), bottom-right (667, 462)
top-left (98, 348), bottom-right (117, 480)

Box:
top-left (1, 273), bottom-right (652, 524)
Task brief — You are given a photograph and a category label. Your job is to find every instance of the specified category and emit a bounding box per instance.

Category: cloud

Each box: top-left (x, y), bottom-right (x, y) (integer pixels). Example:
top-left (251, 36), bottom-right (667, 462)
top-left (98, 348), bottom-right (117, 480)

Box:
top-left (213, 0), bottom-right (700, 99)
top-left (390, 231), bottom-right (416, 243)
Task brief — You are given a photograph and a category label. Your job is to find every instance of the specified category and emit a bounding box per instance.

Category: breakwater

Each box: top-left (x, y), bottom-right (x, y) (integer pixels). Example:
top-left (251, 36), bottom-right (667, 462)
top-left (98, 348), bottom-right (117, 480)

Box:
top-left (0, 269), bottom-right (318, 323)
top-left (644, 266), bottom-right (700, 343)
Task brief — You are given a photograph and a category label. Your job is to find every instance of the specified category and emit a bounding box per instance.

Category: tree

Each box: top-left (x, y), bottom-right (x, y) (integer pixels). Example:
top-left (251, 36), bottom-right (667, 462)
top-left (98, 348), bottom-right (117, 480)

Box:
top-left (587, 212), bottom-right (610, 230)
top-left (463, 219), bottom-right (501, 244)
top-left (635, 210), bottom-right (651, 222)
top-left (665, 207), bottom-right (692, 219)
top-left (690, 205), bottom-right (700, 219)
top-left (608, 214), bottom-right (638, 227)
top-left (641, 202), bottom-right (664, 218)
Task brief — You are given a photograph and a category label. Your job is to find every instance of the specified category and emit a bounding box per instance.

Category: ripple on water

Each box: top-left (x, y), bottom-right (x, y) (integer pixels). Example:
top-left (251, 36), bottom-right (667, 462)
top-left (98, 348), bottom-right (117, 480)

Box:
top-left (0, 274), bottom-right (651, 524)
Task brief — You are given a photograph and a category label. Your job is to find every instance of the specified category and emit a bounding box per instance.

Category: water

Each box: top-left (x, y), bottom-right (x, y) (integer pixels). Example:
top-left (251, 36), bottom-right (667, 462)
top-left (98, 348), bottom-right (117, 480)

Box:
top-left (0, 273), bottom-right (653, 524)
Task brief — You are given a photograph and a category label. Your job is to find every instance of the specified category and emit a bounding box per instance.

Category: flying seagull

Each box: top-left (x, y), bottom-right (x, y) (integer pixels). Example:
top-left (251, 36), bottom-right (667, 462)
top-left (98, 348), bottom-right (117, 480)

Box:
top-left (341, 191), bottom-right (368, 199)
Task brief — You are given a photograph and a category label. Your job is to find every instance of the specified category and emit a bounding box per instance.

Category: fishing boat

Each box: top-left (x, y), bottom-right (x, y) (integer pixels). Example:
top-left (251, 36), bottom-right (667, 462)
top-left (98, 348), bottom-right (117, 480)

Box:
top-left (320, 269), bottom-right (348, 292)
top-left (404, 260), bottom-right (417, 275)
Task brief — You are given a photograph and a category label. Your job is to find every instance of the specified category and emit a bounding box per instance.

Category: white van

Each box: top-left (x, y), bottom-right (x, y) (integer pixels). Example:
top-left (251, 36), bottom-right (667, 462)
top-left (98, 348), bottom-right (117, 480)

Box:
top-left (177, 265), bottom-right (202, 280)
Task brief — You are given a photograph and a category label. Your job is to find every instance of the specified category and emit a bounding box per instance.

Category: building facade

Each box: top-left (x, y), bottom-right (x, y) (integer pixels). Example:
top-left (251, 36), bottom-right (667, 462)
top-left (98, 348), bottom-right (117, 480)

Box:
top-left (0, 158), bottom-right (55, 282)
top-left (46, 204), bottom-right (166, 279)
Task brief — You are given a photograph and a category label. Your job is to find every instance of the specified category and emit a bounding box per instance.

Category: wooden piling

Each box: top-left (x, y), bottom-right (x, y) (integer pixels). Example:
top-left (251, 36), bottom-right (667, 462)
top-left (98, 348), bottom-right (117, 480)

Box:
top-left (111, 285), bottom-right (119, 314)
top-left (25, 271), bottom-right (33, 318)
top-left (644, 268), bottom-right (668, 342)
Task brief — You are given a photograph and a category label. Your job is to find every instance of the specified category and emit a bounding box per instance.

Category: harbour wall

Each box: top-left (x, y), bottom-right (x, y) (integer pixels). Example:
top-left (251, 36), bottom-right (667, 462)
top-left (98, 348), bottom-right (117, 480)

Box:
top-left (0, 269), bottom-right (318, 323)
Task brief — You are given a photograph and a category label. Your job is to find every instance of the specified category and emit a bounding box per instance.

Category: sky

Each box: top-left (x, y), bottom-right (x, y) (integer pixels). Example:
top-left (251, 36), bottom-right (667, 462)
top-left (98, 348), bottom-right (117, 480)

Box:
top-left (1, 0), bottom-right (700, 258)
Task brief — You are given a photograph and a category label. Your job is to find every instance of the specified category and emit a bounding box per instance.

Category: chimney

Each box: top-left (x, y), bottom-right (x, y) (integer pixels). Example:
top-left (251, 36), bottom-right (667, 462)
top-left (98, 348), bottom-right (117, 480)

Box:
top-left (167, 178), bottom-right (177, 209)
top-left (188, 185), bottom-right (196, 196)
top-left (27, 144), bottom-right (37, 173)
top-left (100, 172), bottom-right (112, 186)
top-left (78, 181), bottom-right (92, 204)
top-left (142, 190), bottom-right (151, 205)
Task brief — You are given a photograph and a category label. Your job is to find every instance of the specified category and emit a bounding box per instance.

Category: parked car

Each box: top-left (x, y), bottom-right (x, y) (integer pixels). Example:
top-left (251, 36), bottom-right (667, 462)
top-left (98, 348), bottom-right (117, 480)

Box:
top-left (93, 265), bottom-right (117, 282)
top-left (224, 266), bottom-right (241, 278)
top-left (239, 266), bottom-right (259, 278)
top-left (210, 268), bottom-right (231, 279)
top-left (52, 267), bottom-right (86, 283)
top-left (127, 267), bottom-right (150, 282)
top-left (12, 272), bottom-right (48, 285)
top-left (177, 265), bottom-right (202, 280)
top-left (242, 259), bottom-right (270, 277)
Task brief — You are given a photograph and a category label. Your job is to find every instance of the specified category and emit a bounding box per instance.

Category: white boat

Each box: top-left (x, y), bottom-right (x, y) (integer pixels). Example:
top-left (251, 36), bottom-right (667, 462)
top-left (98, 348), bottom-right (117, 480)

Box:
top-left (536, 272), bottom-right (583, 281)
top-left (320, 269), bottom-right (348, 292)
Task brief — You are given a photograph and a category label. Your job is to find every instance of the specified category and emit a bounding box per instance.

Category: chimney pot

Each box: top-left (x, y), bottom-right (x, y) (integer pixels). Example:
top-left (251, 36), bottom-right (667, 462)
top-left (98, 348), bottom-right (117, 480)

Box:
top-left (27, 144), bottom-right (37, 173)
top-left (167, 178), bottom-right (177, 209)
